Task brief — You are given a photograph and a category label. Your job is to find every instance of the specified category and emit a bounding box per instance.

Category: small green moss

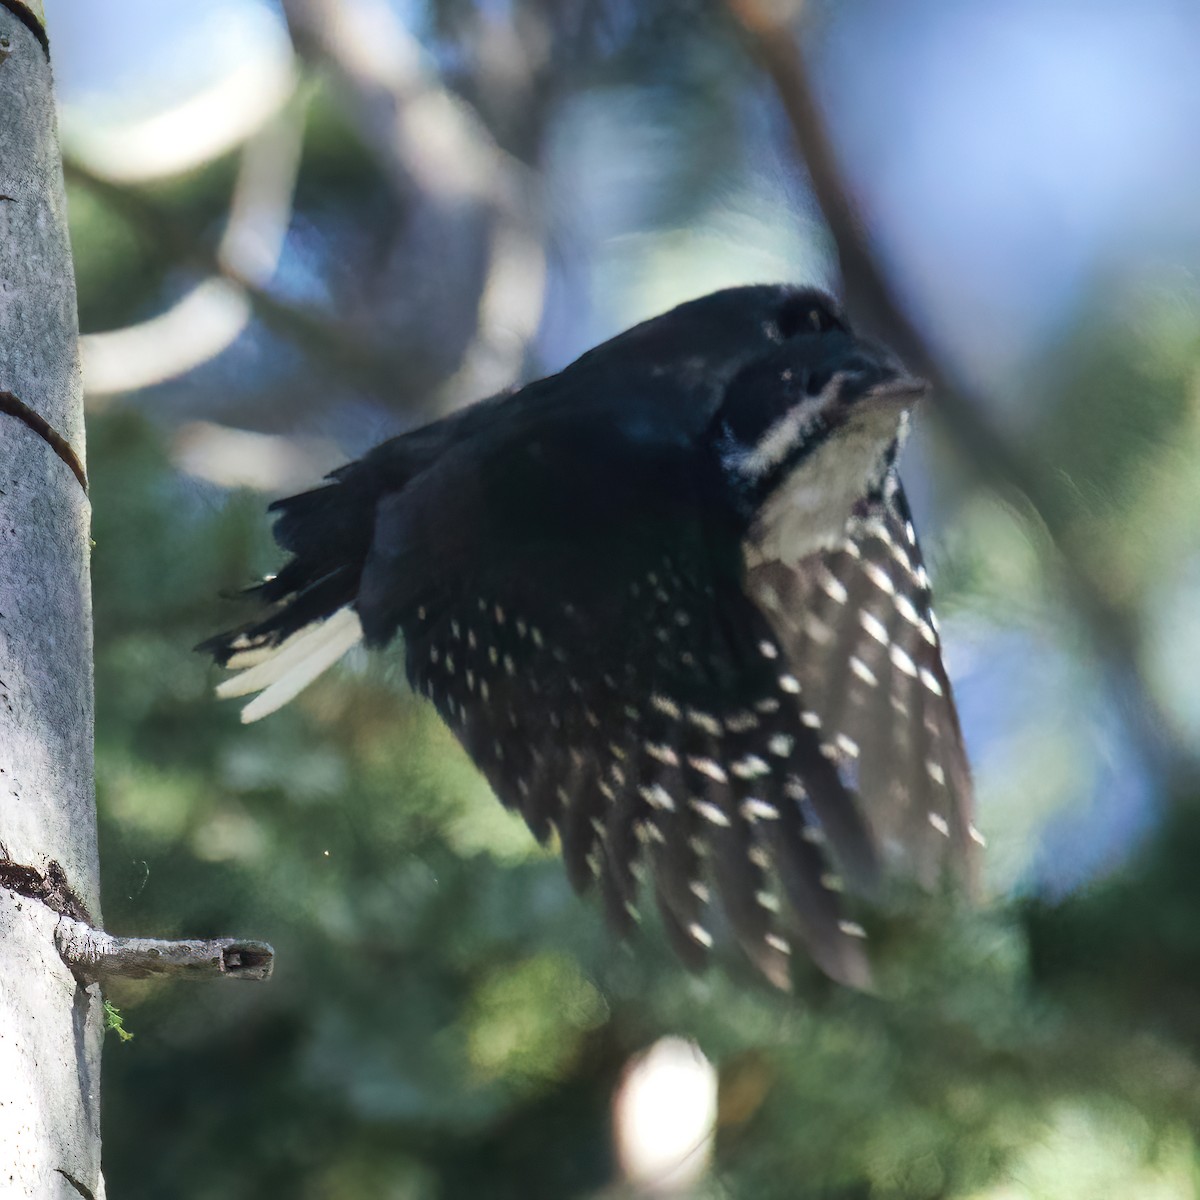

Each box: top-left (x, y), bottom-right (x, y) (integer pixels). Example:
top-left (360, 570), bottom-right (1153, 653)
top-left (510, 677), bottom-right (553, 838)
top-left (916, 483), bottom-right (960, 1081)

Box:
top-left (103, 998), bottom-right (134, 1043)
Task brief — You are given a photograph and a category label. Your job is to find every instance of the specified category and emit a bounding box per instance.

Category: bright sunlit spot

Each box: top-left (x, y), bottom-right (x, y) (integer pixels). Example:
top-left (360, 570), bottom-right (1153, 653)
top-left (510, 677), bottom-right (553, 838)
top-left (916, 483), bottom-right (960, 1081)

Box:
top-left (614, 1037), bottom-right (719, 1194)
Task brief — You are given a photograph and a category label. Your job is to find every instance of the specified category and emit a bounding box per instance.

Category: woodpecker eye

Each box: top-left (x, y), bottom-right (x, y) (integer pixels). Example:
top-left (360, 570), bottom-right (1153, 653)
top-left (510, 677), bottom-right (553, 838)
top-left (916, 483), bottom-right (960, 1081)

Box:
top-left (776, 294), bottom-right (842, 339)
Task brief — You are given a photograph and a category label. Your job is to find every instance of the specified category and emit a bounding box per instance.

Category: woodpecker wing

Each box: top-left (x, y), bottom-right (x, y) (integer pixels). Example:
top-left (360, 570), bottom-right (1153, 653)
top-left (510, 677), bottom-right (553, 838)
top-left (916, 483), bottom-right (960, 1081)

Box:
top-left (355, 403), bottom-right (879, 986)
top-left (746, 476), bottom-right (977, 887)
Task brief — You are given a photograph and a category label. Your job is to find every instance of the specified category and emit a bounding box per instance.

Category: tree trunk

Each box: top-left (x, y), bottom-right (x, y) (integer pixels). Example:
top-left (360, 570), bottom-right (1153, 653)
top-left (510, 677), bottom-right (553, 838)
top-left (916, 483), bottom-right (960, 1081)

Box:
top-left (0, 2), bottom-right (106, 1196)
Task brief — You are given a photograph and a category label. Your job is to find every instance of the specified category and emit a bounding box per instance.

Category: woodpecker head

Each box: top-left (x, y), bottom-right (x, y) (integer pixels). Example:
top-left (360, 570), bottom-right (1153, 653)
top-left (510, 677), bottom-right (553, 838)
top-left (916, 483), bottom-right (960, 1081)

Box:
top-left (705, 288), bottom-right (926, 562)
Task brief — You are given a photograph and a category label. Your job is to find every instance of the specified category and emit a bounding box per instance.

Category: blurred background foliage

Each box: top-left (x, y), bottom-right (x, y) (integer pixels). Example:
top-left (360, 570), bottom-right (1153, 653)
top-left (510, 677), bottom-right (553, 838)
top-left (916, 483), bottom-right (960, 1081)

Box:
top-left (44, 0), bottom-right (1200, 1194)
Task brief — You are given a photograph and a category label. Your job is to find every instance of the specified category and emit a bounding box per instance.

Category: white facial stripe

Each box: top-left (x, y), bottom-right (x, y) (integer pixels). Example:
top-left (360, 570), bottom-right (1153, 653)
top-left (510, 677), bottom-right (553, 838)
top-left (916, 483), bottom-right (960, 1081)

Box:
top-left (733, 395), bottom-right (827, 479)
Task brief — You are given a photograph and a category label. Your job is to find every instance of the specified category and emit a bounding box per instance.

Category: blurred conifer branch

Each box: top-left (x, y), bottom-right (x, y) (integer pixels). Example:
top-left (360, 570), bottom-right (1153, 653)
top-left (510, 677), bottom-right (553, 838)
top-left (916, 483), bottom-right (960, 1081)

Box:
top-left (66, 156), bottom-right (416, 398)
top-left (725, 0), bottom-right (1199, 789)
top-left (72, 0), bottom-right (549, 422)
top-left (80, 97), bottom-right (308, 400)
top-left (281, 0), bottom-right (549, 410)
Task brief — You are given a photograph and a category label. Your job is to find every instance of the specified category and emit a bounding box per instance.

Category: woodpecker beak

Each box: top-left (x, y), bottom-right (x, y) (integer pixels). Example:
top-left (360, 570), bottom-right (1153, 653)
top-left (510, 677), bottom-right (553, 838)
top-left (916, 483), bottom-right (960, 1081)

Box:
top-left (864, 372), bottom-right (927, 402)
top-left (842, 369), bottom-right (927, 416)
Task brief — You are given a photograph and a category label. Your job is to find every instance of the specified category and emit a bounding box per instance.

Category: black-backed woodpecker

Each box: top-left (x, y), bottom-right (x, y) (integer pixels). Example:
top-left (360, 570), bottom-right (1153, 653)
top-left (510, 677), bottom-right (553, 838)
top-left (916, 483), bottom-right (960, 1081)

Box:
top-left (201, 284), bottom-right (977, 988)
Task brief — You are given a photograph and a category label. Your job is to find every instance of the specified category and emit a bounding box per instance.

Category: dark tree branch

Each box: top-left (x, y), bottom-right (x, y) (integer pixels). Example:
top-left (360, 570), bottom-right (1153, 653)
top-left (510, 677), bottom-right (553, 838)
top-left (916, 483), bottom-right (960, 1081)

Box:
top-left (725, 0), bottom-right (1198, 783)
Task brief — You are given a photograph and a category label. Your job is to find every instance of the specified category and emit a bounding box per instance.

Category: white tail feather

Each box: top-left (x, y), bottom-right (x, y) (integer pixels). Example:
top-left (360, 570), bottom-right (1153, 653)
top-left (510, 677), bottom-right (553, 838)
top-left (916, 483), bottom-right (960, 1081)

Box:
top-left (225, 620), bottom-right (324, 671)
top-left (238, 609), bottom-right (363, 722)
top-left (239, 615), bottom-right (362, 722)
top-left (212, 607), bottom-right (363, 722)
top-left (225, 644), bottom-right (277, 670)
top-left (225, 633), bottom-right (297, 671)
top-left (216, 608), bottom-right (361, 699)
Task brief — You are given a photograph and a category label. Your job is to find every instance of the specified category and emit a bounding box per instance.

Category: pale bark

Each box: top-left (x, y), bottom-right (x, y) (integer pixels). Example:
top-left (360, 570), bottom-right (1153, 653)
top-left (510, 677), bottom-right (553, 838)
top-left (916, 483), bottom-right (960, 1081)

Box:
top-left (0, 4), bottom-right (105, 1196)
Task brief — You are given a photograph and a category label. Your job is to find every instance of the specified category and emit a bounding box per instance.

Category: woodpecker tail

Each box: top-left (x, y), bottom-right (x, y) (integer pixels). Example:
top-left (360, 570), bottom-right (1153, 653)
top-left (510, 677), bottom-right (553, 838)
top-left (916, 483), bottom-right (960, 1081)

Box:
top-left (198, 466), bottom-right (381, 723)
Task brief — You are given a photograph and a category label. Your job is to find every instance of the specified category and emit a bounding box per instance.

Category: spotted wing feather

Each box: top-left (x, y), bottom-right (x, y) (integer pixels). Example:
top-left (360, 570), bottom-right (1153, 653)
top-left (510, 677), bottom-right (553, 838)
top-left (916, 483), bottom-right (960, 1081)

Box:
top-left (395, 532), bottom-right (877, 986)
top-left (747, 478), bottom-right (977, 887)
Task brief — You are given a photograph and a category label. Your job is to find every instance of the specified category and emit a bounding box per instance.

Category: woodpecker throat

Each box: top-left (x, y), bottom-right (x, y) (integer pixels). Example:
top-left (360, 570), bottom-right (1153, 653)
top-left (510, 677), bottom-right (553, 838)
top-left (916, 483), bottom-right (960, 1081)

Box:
top-left (742, 394), bottom-right (917, 567)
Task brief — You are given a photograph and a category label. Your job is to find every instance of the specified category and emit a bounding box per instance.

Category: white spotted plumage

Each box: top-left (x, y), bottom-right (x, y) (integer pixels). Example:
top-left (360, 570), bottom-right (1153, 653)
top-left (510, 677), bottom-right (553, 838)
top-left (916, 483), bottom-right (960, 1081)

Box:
top-left (204, 284), bottom-right (973, 993)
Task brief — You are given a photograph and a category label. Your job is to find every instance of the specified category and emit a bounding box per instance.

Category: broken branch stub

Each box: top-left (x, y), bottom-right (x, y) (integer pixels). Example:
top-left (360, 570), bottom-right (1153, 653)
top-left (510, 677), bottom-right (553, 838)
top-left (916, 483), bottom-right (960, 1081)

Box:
top-left (55, 917), bottom-right (275, 983)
